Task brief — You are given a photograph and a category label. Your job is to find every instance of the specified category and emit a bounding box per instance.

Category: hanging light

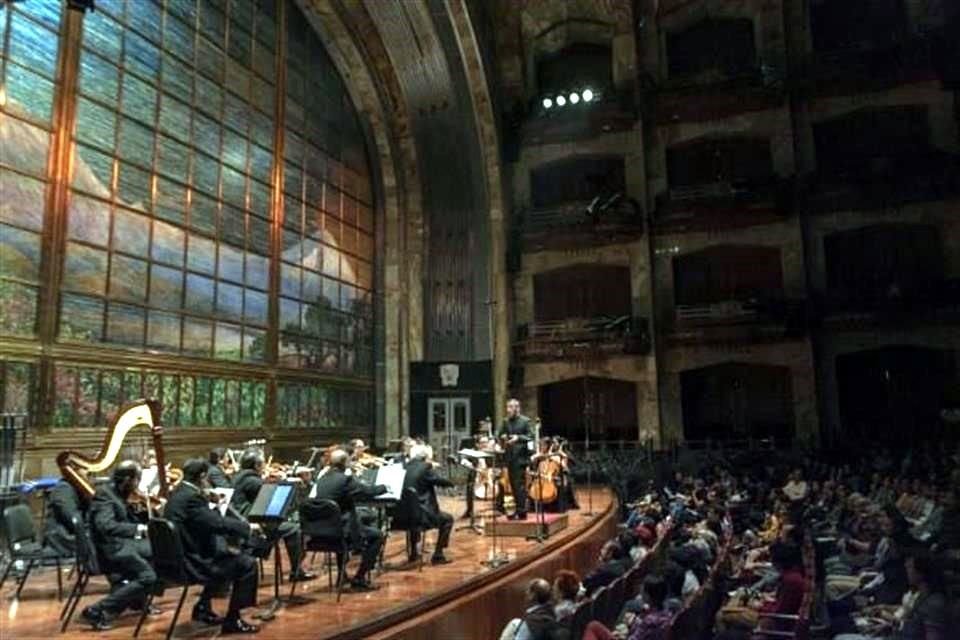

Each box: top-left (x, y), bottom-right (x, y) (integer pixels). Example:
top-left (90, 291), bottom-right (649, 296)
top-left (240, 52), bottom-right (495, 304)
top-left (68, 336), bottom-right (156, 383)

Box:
top-left (582, 88), bottom-right (594, 102)
top-left (556, 95), bottom-right (567, 107)
top-left (569, 92), bottom-right (580, 104)
top-left (542, 97), bottom-right (553, 109)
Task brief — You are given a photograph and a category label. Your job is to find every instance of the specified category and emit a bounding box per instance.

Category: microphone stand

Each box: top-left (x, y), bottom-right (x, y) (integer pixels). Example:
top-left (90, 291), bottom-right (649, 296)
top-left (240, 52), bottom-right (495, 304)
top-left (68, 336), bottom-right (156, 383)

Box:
top-left (482, 453), bottom-right (509, 568)
top-left (526, 420), bottom-right (549, 543)
top-left (582, 377), bottom-right (595, 517)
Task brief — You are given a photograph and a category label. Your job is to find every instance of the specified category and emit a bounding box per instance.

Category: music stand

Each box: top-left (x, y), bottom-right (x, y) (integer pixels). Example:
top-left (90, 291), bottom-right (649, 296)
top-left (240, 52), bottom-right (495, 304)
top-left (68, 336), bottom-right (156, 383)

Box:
top-left (482, 450), bottom-right (510, 569)
top-left (454, 448), bottom-right (490, 535)
top-left (247, 482), bottom-right (306, 619)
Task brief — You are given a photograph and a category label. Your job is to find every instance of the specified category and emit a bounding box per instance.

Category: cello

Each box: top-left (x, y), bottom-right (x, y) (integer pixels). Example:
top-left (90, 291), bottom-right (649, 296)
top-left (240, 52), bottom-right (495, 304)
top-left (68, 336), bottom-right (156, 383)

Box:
top-left (526, 437), bottom-right (560, 505)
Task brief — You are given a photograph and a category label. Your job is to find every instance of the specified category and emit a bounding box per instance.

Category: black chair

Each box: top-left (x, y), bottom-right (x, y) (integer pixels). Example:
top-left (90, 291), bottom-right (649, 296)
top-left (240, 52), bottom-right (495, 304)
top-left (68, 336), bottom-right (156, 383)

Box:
top-left (605, 576), bottom-right (626, 625)
top-left (386, 488), bottom-right (426, 571)
top-left (59, 516), bottom-right (112, 632)
top-left (299, 499), bottom-right (349, 602)
top-left (566, 599), bottom-right (593, 640)
top-left (590, 584), bottom-right (609, 624)
top-left (134, 519), bottom-right (199, 640)
top-left (0, 503), bottom-right (69, 600)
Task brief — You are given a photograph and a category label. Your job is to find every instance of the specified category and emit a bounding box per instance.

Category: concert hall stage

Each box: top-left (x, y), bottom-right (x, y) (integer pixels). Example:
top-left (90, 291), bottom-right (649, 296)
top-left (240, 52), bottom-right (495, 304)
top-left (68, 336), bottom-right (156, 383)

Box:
top-left (1, 488), bottom-right (616, 640)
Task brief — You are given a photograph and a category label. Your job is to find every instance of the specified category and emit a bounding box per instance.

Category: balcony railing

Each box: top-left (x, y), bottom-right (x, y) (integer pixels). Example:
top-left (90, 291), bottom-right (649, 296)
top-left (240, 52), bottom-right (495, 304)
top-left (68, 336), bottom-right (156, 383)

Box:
top-left (654, 178), bottom-right (792, 229)
top-left (518, 198), bottom-right (643, 235)
top-left (669, 298), bottom-right (807, 344)
top-left (819, 279), bottom-right (960, 327)
top-left (513, 315), bottom-right (650, 362)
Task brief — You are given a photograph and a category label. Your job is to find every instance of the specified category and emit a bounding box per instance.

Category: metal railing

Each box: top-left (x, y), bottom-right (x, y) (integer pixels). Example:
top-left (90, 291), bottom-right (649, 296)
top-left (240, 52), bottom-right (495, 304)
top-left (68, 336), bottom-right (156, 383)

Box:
top-left (513, 316), bottom-right (650, 360)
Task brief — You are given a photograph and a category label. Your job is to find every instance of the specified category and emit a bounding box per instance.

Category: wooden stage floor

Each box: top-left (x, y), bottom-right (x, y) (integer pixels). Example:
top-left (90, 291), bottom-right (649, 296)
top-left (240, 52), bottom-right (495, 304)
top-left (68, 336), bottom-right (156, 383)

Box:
top-left (1, 488), bottom-right (614, 640)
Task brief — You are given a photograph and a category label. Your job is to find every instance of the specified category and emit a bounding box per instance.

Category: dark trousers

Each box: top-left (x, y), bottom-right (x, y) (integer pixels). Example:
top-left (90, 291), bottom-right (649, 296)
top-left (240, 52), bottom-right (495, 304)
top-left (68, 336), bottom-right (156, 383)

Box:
top-left (95, 539), bottom-right (155, 617)
top-left (411, 511), bottom-right (453, 556)
top-left (201, 553), bottom-right (258, 615)
top-left (245, 521), bottom-right (302, 572)
top-left (508, 459), bottom-right (529, 516)
top-left (352, 524), bottom-right (384, 578)
top-left (463, 469), bottom-right (476, 516)
top-left (276, 521), bottom-right (303, 571)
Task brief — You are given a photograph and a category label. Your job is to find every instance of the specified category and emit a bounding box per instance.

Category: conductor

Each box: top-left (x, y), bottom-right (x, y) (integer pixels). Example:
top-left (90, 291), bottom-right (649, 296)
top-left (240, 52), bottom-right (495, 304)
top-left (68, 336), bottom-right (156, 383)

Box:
top-left (498, 398), bottom-right (533, 520)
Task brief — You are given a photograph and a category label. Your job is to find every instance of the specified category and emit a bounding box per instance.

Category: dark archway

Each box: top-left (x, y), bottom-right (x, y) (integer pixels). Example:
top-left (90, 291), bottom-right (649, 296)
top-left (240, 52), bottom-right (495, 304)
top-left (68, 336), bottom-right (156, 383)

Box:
top-left (681, 362), bottom-right (794, 444)
top-left (538, 376), bottom-right (637, 442)
top-left (836, 346), bottom-right (956, 446)
top-left (533, 264), bottom-right (631, 322)
top-left (673, 245), bottom-right (784, 306)
top-left (824, 224), bottom-right (943, 311)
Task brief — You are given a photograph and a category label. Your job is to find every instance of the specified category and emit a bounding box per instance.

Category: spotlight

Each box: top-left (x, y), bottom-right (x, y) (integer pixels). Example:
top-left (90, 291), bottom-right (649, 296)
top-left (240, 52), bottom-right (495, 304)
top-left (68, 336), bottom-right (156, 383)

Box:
top-left (542, 97), bottom-right (553, 109)
top-left (556, 95), bottom-right (567, 107)
top-left (582, 88), bottom-right (594, 102)
top-left (569, 92), bottom-right (580, 104)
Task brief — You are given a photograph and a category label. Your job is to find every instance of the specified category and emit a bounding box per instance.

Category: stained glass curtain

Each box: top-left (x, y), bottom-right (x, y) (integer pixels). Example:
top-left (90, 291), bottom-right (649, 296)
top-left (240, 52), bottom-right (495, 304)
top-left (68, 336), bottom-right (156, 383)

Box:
top-left (0, 0), bottom-right (375, 431)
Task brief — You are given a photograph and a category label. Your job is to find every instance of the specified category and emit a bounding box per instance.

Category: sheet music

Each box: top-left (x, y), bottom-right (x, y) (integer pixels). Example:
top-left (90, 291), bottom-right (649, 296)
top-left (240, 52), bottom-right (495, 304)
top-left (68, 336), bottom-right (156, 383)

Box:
top-left (209, 488), bottom-right (233, 516)
top-left (374, 462), bottom-right (406, 500)
top-left (138, 466), bottom-right (159, 494)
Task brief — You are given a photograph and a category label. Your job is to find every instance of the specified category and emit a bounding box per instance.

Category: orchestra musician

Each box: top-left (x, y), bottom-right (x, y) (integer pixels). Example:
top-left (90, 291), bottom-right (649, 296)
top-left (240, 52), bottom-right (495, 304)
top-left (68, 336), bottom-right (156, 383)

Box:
top-left (207, 448), bottom-right (234, 489)
top-left (307, 449), bottom-right (388, 591)
top-left (44, 475), bottom-right (87, 556)
top-left (80, 461), bottom-right (157, 631)
top-left (498, 398), bottom-right (533, 520)
top-left (165, 459), bottom-right (261, 635)
top-left (403, 444), bottom-right (455, 565)
top-left (230, 449), bottom-right (315, 583)
top-left (460, 428), bottom-right (496, 520)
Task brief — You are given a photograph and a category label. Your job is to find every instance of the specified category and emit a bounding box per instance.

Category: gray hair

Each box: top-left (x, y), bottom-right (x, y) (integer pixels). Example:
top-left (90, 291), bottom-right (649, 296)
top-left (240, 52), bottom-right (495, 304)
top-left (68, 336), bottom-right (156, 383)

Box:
top-left (409, 444), bottom-right (430, 460)
top-left (329, 449), bottom-right (349, 468)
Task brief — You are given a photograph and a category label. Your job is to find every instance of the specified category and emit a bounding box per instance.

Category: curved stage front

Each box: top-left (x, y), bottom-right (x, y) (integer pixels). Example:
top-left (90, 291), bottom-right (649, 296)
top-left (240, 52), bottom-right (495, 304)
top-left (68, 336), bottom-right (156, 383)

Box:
top-left (1, 488), bottom-right (617, 640)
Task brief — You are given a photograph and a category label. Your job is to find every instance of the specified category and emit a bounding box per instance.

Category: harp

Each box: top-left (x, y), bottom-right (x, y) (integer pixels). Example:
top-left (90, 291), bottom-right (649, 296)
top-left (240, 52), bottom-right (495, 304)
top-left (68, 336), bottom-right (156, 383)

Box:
top-left (57, 398), bottom-right (169, 501)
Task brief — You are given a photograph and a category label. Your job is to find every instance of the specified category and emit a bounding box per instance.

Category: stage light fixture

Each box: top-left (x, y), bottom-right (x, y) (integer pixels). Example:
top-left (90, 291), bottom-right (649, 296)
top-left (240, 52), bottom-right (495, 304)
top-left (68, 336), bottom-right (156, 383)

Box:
top-left (556, 95), bottom-right (567, 107)
top-left (542, 97), bottom-right (553, 109)
top-left (569, 92), bottom-right (580, 104)
top-left (582, 89), bottom-right (594, 102)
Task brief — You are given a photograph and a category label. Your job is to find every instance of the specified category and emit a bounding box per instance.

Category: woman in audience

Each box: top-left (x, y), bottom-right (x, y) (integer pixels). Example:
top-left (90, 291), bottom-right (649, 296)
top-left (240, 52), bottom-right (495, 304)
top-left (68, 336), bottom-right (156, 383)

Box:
top-left (581, 576), bottom-right (673, 640)
top-left (553, 570), bottom-right (582, 620)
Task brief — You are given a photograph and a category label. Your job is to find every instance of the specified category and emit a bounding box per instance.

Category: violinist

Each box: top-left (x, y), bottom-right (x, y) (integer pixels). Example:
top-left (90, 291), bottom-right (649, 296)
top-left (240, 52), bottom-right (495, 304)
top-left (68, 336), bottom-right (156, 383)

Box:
top-left (230, 449), bottom-right (315, 583)
top-left (403, 444), bottom-right (455, 565)
top-left (207, 448), bottom-right (234, 489)
top-left (165, 459), bottom-right (261, 634)
top-left (308, 449), bottom-right (388, 590)
top-left (81, 461), bottom-right (157, 631)
top-left (44, 474), bottom-right (87, 556)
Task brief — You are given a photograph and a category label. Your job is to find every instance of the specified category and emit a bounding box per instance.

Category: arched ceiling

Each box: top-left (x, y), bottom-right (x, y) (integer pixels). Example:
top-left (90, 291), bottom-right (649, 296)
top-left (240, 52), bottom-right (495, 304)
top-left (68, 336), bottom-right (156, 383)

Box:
top-left (303, 0), bottom-right (495, 361)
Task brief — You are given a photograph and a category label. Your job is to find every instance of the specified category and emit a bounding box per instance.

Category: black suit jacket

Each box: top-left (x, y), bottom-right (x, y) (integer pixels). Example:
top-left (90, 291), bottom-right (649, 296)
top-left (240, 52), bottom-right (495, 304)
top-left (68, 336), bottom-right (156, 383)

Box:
top-left (499, 414), bottom-right (533, 463)
top-left (164, 482), bottom-right (251, 577)
top-left (207, 465), bottom-right (233, 489)
top-left (311, 468), bottom-right (385, 515)
top-left (581, 558), bottom-right (629, 595)
top-left (402, 459), bottom-right (453, 523)
top-left (44, 480), bottom-right (84, 549)
top-left (230, 469), bottom-right (262, 516)
top-left (309, 468), bottom-right (385, 537)
top-left (89, 484), bottom-right (144, 557)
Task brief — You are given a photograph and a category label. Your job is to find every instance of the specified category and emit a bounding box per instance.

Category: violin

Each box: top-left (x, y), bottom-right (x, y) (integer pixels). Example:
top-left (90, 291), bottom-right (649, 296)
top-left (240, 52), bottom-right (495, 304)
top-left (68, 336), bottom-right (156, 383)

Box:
top-left (128, 488), bottom-right (165, 516)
